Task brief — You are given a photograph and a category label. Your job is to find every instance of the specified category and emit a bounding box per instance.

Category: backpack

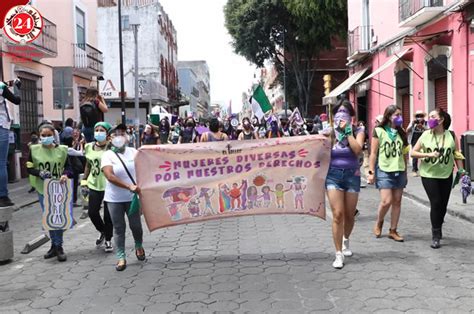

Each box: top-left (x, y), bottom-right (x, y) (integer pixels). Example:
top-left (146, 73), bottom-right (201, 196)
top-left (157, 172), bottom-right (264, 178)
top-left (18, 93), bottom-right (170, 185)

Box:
top-left (80, 102), bottom-right (100, 128)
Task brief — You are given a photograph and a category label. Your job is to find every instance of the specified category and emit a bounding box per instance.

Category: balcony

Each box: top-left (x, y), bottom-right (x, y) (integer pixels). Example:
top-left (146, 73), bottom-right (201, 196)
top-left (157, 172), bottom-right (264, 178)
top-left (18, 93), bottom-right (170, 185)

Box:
top-left (73, 43), bottom-right (103, 76)
top-left (348, 25), bottom-right (371, 62)
top-left (3, 17), bottom-right (57, 60)
top-left (399, 0), bottom-right (445, 27)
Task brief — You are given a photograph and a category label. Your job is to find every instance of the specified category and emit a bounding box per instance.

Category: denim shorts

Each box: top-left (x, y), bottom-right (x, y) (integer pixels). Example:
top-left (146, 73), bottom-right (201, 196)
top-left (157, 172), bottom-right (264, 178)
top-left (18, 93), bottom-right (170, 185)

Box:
top-left (375, 168), bottom-right (407, 190)
top-left (325, 167), bottom-right (361, 193)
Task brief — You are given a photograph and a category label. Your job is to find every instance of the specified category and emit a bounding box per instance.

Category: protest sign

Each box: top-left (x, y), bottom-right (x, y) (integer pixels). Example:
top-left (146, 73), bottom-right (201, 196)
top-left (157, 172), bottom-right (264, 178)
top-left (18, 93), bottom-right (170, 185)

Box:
top-left (42, 179), bottom-right (74, 231)
top-left (135, 136), bottom-right (331, 231)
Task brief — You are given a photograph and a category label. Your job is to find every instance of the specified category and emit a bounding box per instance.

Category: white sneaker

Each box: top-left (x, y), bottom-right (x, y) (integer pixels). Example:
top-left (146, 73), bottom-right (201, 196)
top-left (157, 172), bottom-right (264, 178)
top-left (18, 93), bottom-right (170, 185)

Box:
top-left (342, 237), bottom-right (353, 257)
top-left (104, 241), bottom-right (113, 253)
top-left (332, 251), bottom-right (344, 269)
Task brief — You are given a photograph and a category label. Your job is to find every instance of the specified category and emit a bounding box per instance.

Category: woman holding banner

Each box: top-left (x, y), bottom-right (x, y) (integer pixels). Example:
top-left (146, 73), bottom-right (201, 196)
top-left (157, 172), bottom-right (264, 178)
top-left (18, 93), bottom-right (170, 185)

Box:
top-left (27, 124), bottom-right (71, 262)
top-left (102, 124), bottom-right (145, 271)
top-left (82, 122), bottom-right (114, 252)
top-left (367, 105), bottom-right (409, 243)
top-left (325, 100), bottom-right (365, 269)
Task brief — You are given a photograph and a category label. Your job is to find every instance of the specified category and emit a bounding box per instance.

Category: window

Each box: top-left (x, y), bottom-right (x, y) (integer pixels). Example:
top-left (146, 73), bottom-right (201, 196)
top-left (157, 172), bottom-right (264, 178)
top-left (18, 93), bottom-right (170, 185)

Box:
top-left (76, 8), bottom-right (86, 48)
top-left (122, 15), bottom-right (130, 30)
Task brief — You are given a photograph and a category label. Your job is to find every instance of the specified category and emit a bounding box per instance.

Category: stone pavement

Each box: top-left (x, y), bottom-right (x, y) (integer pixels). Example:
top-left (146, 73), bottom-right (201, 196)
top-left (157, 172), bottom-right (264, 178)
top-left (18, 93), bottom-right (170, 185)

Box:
top-left (1, 185), bottom-right (474, 313)
top-left (403, 173), bottom-right (474, 224)
top-left (7, 178), bottom-right (39, 210)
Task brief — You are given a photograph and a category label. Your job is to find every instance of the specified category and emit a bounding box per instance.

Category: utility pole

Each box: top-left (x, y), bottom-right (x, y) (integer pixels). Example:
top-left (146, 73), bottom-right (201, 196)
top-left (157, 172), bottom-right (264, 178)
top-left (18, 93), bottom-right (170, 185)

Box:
top-left (130, 6), bottom-right (140, 148)
top-left (118, 0), bottom-right (126, 125)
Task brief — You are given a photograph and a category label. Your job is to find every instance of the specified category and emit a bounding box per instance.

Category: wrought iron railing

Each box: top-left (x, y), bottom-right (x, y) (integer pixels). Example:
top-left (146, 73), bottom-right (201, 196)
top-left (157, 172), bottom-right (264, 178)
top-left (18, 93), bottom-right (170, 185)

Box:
top-left (399, 0), bottom-right (444, 22)
top-left (31, 17), bottom-right (57, 55)
top-left (348, 25), bottom-right (371, 57)
top-left (73, 43), bottom-right (103, 74)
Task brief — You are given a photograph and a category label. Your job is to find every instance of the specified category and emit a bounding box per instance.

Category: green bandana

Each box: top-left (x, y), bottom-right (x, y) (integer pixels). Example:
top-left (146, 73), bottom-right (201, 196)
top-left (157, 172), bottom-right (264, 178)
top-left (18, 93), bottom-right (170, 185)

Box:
top-left (384, 126), bottom-right (398, 141)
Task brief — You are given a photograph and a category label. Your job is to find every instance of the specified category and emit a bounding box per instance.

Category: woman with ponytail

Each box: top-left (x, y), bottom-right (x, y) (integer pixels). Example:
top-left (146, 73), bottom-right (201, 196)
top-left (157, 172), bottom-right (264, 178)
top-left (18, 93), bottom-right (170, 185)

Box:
top-left (368, 105), bottom-right (409, 242)
top-left (411, 108), bottom-right (465, 249)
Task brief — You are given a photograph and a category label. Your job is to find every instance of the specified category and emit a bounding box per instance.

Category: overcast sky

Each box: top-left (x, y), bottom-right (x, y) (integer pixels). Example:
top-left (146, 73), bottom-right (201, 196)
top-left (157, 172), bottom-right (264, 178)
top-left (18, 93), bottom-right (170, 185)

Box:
top-left (159, 0), bottom-right (256, 113)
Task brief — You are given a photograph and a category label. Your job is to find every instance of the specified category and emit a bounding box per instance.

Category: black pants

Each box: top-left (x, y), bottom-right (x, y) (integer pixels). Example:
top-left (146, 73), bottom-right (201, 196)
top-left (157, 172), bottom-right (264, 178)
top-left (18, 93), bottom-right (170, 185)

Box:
top-left (412, 158), bottom-right (419, 172)
top-left (72, 173), bottom-right (79, 203)
top-left (421, 175), bottom-right (453, 229)
top-left (88, 189), bottom-right (113, 241)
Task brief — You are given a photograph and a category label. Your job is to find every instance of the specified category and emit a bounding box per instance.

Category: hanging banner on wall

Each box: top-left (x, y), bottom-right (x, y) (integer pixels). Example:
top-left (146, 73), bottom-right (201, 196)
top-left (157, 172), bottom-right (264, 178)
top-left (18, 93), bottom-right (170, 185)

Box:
top-left (42, 179), bottom-right (74, 231)
top-left (135, 136), bottom-right (331, 231)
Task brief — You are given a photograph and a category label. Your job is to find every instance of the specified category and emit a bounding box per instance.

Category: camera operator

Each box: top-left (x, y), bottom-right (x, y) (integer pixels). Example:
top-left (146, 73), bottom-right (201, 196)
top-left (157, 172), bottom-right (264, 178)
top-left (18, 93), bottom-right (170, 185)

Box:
top-left (0, 79), bottom-right (21, 207)
top-left (407, 110), bottom-right (428, 177)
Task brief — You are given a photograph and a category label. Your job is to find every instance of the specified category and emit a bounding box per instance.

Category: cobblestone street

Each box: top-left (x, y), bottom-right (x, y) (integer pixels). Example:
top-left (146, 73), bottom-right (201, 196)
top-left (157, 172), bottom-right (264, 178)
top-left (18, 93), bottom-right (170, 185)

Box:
top-left (1, 186), bottom-right (474, 313)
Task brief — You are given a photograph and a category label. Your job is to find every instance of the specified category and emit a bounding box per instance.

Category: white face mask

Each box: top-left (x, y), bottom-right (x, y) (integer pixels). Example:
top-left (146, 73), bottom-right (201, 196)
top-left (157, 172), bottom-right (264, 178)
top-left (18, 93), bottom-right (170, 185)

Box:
top-left (111, 135), bottom-right (126, 148)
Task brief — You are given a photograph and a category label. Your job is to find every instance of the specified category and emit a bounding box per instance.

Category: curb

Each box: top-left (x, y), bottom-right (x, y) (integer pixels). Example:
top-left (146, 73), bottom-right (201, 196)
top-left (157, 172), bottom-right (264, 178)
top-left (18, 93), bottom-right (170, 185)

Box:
top-left (403, 191), bottom-right (474, 224)
top-left (13, 200), bottom-right (39, 212)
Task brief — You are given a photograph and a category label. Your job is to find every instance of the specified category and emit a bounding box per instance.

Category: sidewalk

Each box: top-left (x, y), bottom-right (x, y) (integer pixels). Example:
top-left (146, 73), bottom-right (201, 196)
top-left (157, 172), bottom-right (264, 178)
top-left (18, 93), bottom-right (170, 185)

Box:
top-left (403, 172), bottom-right (474, 223)
top-left (7, 178), bottom-right (39, 210)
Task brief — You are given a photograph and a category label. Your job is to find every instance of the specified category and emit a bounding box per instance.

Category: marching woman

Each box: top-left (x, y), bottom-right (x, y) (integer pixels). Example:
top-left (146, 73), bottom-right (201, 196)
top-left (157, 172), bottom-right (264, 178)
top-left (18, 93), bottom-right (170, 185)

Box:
top-left (201, 118), bottom-right (229, 142)
top-left (411, 108), bottom-right (465, 249)
top-left (82, 122), bottom-right (114, 252)
top-left (101, 124), bottom-right (145, 271)
top-left (325, 100), bottom-right (365, 269)
top-left (368, 105), bottom-right (409, 242)
top-left (27, 123), bottom-right (71, 262)
top-left (238, 117), bottom-right (257, 140)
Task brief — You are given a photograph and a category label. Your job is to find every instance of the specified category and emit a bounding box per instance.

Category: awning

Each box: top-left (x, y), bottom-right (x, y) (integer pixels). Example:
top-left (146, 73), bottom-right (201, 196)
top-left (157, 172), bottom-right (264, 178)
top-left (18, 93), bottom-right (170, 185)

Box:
top-left (322, 68), bottom-right (369, 105)
top-left (359, 48), bottom-right (412, 83)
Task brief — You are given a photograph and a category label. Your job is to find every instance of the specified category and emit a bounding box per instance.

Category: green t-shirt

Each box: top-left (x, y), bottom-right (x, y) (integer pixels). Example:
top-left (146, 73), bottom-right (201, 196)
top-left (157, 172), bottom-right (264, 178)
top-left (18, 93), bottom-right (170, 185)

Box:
top-left (85, 143), bottom-right (107, 191)
top-left (374, 127), bottom-right (406, 172)
top-left (30, 144), bottom-right (68, 195)
top-left (419, 130), bottom-right (455, 179)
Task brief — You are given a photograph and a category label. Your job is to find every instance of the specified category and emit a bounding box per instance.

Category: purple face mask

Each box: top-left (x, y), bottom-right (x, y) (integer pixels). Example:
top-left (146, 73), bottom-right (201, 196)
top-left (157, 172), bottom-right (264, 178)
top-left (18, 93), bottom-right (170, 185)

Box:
top-left (334, 111), bottom-right (351, 128)
top-left (393, 116), bottom-right (403, 127)
top-left (428, 118), bottom-right (439, 129)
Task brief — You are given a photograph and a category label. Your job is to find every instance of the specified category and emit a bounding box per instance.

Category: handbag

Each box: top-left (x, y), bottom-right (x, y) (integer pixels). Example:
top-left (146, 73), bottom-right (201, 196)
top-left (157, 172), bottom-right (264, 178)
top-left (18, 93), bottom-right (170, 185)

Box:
top-left (114, 151), bottom-right (141, 217)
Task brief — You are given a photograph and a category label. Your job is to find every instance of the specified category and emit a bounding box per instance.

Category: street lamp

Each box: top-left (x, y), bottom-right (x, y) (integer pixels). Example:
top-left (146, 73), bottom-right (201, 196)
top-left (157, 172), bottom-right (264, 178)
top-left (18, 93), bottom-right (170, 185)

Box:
top-left (130, 11), bottom-right (140, 148)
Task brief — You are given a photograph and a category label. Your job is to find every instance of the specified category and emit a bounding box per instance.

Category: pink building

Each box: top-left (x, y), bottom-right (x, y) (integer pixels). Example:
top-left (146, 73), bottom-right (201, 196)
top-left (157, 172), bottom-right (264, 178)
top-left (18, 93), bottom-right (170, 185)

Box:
top-left (1, 0), bottom-right (102, 176)
top-left (325, 0), bottom-right (474, 138)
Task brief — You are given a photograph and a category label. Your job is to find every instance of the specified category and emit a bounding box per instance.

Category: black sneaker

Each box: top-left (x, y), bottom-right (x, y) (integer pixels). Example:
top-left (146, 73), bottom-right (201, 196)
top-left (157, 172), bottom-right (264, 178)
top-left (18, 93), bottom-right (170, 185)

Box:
top-left (96, 233), bottom-right (105, 246)
top-left (56, 246), bottom-right (67, 262)
top-left (0, 197), bottom-right (14, 208)
top-left (28, 187), bottom-right (36, 193)
top-left (44, 246), bottom-right (57, 259)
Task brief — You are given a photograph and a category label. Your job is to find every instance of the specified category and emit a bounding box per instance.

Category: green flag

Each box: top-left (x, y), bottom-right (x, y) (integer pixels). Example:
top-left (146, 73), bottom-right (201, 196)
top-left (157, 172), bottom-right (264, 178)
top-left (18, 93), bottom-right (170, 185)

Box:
top-left (250, 85), bottom-right (273, 119)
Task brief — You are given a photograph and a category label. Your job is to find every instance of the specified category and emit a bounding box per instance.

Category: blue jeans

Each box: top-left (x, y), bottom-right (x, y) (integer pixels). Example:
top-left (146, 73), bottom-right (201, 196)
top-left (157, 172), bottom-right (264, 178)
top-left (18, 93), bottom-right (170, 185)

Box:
top-left (82, 127), bottom-right (94, 143)
top-left (325, 167), bottom-right (361, 193)
top-left (0, 127), bottom-right (9, 197)
top-left (375, 168), bottom-right (407, 190)
top-left (38, 194), bottom-right (64, 247)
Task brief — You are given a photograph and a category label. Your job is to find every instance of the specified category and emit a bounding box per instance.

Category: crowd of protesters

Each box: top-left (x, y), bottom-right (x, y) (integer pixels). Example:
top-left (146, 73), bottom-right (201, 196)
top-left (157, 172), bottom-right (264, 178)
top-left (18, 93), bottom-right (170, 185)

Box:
top-left (21, 85), bottom-right (469, 271)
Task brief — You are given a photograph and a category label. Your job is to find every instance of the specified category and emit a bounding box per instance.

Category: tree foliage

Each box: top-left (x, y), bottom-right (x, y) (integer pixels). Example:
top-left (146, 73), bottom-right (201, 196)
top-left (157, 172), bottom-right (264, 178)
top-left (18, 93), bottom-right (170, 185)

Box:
top-left (224, 0), bottom-right (347, 116)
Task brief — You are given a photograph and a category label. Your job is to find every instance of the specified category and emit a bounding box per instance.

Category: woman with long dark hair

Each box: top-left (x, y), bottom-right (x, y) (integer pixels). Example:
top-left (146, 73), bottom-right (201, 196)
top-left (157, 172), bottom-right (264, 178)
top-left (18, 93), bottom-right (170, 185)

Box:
top-left (411, 108), bottom-right (465, 248)
top-left (325, 99), bottom-right (365, 269)
top-left (368, 105), bottom-right (409, 242)
top-left (201, 118), bottom-right (229, 142)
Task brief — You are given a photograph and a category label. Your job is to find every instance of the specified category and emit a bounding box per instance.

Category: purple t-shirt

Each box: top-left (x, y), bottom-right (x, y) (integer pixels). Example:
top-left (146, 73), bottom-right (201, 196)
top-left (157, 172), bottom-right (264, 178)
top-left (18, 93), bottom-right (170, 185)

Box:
top-left (330, 126), bottom-right (364, 169)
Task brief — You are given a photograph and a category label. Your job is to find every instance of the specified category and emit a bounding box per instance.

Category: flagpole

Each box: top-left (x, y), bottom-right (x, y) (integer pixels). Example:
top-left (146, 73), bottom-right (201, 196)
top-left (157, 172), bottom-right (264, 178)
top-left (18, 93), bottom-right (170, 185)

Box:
top-left (283, 31), bottom-right (288, 118)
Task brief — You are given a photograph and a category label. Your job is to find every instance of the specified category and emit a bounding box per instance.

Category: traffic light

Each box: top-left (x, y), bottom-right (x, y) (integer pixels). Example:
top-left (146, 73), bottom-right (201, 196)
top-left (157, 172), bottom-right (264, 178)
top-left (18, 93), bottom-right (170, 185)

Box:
top-left (323, 74), bottom-right (332, 95)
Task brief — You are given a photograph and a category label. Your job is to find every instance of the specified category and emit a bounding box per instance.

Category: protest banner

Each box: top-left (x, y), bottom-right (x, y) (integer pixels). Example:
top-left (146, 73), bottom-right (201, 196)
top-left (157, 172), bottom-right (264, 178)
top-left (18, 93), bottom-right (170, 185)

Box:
top-left (42, 179), bottom-right (74, 231)
top-left (135, 136), bottom-right (331, 231)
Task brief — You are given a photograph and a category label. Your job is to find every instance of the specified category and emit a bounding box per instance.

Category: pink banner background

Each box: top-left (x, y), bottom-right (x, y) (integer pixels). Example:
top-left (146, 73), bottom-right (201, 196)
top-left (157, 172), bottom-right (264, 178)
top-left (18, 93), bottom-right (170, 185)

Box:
top-left (135, 136), bottom-right (331, 231)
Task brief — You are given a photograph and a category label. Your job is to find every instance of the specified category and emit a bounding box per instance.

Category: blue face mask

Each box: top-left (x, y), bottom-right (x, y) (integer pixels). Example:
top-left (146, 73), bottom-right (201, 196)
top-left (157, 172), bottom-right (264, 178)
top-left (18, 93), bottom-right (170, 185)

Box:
top-left (40, 136), bottom-right (54, 146)
top-left (94, 131), bottom-right (107, 142)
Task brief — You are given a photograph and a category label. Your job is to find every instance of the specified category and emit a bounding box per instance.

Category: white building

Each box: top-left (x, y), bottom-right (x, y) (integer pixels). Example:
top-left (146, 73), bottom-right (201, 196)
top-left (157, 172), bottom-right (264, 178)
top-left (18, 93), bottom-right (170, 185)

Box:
top-left (177, 61), bottom-right (211, 118)
top-left (97, 0), bottom-right (178, 125)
